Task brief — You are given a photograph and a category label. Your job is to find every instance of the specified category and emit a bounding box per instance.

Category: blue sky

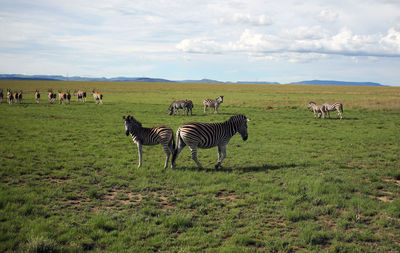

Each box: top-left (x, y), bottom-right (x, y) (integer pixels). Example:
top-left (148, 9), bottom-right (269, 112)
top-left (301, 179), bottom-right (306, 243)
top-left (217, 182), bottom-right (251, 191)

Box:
top-left (1, 0), bottom-right (400, 85)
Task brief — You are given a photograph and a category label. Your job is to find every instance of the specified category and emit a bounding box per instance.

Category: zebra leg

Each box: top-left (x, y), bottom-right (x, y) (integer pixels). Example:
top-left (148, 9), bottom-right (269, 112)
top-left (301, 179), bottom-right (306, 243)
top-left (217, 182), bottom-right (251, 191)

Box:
top-left (136, 142), bottom-right (143, 168)
top-left (171, 134), bottom-right (186, 168)
top-left (189, 146), bottom-right (203, 169)
top-left (162, 145), bottom-right (171, 170)
top-left (204, 105), bottom-right (207, 113)
top-left (337, 109), bottom-right (342, 119)
top-left (215, 145), bottom-right (226, 169)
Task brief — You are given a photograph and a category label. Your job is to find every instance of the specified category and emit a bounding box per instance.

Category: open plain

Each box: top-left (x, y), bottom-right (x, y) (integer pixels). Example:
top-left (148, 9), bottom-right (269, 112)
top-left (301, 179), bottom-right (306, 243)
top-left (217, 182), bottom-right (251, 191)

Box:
top-left (0, 80), bottom-right (399, 252)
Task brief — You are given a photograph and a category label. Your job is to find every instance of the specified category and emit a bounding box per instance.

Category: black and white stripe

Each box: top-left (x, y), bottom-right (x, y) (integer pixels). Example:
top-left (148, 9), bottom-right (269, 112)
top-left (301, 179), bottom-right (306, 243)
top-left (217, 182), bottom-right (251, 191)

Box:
top-left (172, 114), bottom-right (250, 169)
top-left (308, 101), bottom-right (325, 119)
top-left (203, 96), bottom-right (224, 114)
top-left (322, 102), bottom-right (343, 119)
top-left (168, 100), bottom-right (194, 116)
top-left (123, 115), bottom-right (175, 169)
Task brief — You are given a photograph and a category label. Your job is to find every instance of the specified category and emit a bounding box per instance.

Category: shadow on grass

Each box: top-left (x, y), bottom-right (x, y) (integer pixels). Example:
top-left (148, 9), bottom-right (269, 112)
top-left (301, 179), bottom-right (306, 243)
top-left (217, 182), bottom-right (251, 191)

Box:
top-left (173, 162), bottom-right (303, 173)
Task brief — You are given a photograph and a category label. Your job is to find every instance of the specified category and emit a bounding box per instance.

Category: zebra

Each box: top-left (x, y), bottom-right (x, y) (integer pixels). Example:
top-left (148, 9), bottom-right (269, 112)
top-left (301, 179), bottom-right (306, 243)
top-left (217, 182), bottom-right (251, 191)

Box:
top-left (74, 90), bottom-right (86, 103)
top-left (48, 89), bottom-right (56, 104)
top-left (35, 89), bottom-right (40, 103)
top-left (7, 89), bottom-right (14, 105)
top-left (168, 100), bottom-right (194, 116)
top-left (14, 90), bottom-right (22, 104)
top-left (65, 90), bottom-right (71, 104)
top-left (0, 89), bottom-right (3, 103)
top-left (123, 115), bottom-right (175, 169)
top-left (322, 102), bottom-right (343, 120)
top-left (58, 90), bottom-right (67, 104)
top-left (203, 96), bottom-right (224, 114)
top-left (91, 89), bottom-right (103, 104)
top-left (308, 101), bottom-right (325, 119)
top-left (172, 114), bottom-right (250, 169)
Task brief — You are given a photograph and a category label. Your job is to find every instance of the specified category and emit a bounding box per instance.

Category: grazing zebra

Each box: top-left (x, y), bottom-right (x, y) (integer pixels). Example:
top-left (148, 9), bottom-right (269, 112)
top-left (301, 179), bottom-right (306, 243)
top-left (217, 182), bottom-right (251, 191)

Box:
top-left (35, 89), bottom-right (40, 103)
top-left (203, 96), bottom-right (224, 114)
top-left (91, 89), bottom-right (103, 104)
top-left (74, 90), bottom-right (86, 103)
top-left (123, 115), bottom-right (175, 169)
top-left (65, 90), bottom-right (71, 104)
top-left (172, 114), bottom-right (250, 169)
top-left (48, 89), bottom-right (56, 104)
top-left (308, 101), bottom-right (325, 119)
top-left (168, 100), bottom-right (194, 116)
top-left (14, 90), bottom-right (22, 104)
top-left (7, 89), bottom-right (14, 105)
top-left (0, 89), bottom-right (3, 103)
top-left (322, 102), bottom-right (343, 120)
top-left (58, 90), bottom-right (67, 104)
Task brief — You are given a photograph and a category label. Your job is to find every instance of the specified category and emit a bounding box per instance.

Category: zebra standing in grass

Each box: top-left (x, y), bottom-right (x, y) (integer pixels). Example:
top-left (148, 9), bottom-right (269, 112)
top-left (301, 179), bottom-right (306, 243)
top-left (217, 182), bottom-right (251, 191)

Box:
top-left (74, 90), bottom-right (86, 103)
top-left (308, 101), bottom-right (325, 119)
top-left (172, 114), bottom-right (250, 169)
top-left (14, 90), bottom-right (22, 104)
top-left (0, 89), bottom-right (3, 103)
top-left (7, 89), bottom-right (14, 105)
top-left (35, 90), bottom-right (40, 103)
top-left (66, 90), bottom-right (71, 104)
top-left (169, 100), bottom-right (194, 116)
top-left (123, 115), bottom-right (175, 169)
top-left (322, 102), bottom-right (343, 120)
top-left (91, 89), bottom-right (103, 104)
top-left (48, 89), bottom-right (56, 104)
top-left (203, 96), bottom-right (224, 114)
top-left (58, 90), bottom-right (66, 104)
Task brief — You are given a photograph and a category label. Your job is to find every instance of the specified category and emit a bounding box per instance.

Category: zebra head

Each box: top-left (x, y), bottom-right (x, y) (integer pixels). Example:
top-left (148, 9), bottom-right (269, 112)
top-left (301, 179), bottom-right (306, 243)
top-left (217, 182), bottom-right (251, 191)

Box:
top-left (123, 115), bottom-right (142, 136)
top-left (308, 101), bottom-right (316, 109)
top-left (229, 114), bottom-right (249, 141)
top-left (217, 96), bottom-right (224, 103)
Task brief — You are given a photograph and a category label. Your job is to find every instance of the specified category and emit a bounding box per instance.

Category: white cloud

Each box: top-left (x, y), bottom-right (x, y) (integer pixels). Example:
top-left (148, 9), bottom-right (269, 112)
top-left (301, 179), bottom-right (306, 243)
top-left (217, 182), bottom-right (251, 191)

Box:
top-left (316, 9), bottom-right (339, 23)
top-left (219, 14), bottom-right (273, 26)
top-left (177, 27), bottom-right (400, 60)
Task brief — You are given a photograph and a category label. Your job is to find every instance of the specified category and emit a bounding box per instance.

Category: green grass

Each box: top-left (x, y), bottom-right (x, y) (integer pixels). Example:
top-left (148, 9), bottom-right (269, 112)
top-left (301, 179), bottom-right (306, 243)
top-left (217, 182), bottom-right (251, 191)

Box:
top-left (0, 80), bottom-right (399, 252)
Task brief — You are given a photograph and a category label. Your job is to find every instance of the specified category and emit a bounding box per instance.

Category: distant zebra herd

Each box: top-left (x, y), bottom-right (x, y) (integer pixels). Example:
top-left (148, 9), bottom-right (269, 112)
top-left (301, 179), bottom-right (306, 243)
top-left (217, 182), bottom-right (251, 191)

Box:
top-left (0, 89), bottom-right (103, 105)
top-left (308, 101), bottom-right (343, 120)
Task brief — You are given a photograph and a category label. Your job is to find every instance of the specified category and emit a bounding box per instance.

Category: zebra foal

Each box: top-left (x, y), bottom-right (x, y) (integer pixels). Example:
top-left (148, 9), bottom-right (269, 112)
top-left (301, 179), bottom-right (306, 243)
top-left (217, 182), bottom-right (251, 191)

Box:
top-left (203, 96), bottom-right (224, 114)
top-left (172, 114), bottom-right (250, 169)
top-left (322, 102), bottom-right (343, 120)
top-left (123, 115), bottom-right (175, 169)
top-left (308, 101), bottom-right (325, 119)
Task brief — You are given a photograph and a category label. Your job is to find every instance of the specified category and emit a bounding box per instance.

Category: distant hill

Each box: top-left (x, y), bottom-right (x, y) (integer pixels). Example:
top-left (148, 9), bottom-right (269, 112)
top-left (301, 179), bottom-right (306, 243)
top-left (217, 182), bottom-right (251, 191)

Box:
top-left (180, 79), bottom-right (223, 83)
top-left (290, 80), bottom-right (384, 86)
top-left (0, 74), bottom-right (385, 86)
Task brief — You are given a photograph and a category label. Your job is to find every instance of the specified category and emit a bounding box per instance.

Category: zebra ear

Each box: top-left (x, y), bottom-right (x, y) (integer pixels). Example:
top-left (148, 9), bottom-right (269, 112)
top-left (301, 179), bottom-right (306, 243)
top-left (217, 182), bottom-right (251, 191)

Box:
top-left (123, 115), bottom-right (126, 120)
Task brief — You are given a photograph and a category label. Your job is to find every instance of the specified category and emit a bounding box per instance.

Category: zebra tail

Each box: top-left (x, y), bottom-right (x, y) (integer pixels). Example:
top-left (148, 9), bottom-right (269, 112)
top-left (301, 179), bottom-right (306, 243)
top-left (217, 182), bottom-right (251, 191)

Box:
top-left (172, 128), bottom-right (182, 162)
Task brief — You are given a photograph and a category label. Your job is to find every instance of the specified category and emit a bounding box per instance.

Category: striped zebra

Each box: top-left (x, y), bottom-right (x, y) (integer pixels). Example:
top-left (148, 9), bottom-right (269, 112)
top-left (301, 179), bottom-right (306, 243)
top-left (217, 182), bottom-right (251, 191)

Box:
top-left (65, 90), bottom-right (71, 104)
top-left (123, 115), bottom-right (175, 169)
top-left (203, 96), bottom-right (224, 114)
top-left (35, 89), bottom-right (40, 103)
top-left (0, 89), bottom-right (3, 103)
top-left (74, 90), bottom-right (86, 103)
top-left (58, 90), bottom-right (67, 104)
top-left (48, 89), bottom-right (56, 104)
top-left (14, 90), bottom-right (22, 104)
top-left (91, 89), bottom-right (103, 104)
top-left (308, 101), bottom-right (325, 119)
top-left (7, 89), bottom-right (14, 105)
top-left (172, 114), bottom-right (250, 169)
top-left (168, 100), bottom-right (194, 116)
top-left (322, 102), bottom-right (343, 120)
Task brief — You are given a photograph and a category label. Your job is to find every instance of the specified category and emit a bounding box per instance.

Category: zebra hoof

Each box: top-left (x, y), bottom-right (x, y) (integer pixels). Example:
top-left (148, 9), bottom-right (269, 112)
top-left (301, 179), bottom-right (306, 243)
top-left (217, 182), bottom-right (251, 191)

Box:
top-left (215, 163), bottom-right (221, 169)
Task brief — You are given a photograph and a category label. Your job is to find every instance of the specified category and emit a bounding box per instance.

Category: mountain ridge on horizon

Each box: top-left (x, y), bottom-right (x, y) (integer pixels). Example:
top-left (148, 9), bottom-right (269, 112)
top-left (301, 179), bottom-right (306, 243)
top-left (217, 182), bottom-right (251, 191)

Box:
top-left (0, 74), bottom-right (385, 86)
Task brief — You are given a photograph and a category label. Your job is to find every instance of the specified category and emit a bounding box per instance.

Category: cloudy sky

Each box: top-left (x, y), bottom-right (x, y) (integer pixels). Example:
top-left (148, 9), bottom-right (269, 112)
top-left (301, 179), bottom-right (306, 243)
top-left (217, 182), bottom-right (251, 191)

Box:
top-left (1, 0), bottom-right (400, 85)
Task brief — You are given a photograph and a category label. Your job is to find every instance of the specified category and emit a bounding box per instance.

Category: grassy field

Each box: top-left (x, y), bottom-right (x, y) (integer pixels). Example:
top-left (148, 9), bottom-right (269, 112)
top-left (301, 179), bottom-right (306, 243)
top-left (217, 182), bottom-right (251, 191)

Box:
top-left (0, 80), bottom-right (399, 252)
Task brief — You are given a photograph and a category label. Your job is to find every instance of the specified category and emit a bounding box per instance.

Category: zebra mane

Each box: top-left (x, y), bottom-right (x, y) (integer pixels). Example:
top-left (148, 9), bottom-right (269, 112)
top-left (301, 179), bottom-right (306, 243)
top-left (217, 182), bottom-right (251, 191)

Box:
top-left (227, 114), bottom-right (247, 123)
top-left (124, 115), bottom-right (142, 127)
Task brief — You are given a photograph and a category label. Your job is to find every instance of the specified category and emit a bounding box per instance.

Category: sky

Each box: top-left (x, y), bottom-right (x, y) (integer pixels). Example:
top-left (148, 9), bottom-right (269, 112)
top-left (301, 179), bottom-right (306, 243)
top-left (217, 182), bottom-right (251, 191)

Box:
top-left (0, 0), bottom-right (400, 85)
